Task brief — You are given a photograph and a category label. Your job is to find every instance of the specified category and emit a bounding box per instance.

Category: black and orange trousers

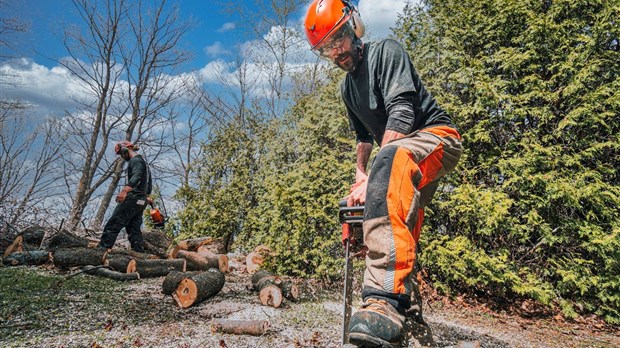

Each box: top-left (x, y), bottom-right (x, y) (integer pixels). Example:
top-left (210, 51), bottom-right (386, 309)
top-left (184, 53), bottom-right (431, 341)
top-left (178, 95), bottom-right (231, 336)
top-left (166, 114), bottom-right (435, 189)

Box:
top-left (361, 126), bottom-right (462, 312)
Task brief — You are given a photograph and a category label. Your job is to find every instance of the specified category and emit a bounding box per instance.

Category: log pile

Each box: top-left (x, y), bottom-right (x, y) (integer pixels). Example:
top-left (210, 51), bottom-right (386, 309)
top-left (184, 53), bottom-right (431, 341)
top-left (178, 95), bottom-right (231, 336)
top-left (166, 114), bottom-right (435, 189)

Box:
top-left (2, 226), bottom-right (302, 323)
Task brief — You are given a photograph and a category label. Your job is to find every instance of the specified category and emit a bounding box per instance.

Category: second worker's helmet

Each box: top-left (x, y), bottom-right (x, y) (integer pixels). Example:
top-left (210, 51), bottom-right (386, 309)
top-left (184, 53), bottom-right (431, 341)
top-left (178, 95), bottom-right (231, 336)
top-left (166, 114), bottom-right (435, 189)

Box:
top-left (304, 0), bottom-right (365, 50)
top-left (114, 140), bottom-right (134, 155)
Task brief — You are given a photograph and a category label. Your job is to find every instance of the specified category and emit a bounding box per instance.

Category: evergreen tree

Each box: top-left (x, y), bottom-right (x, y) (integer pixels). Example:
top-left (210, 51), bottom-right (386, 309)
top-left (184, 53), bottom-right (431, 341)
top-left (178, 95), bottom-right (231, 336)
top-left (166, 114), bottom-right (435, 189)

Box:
top-left (393, 0), bottom-right (620, 322)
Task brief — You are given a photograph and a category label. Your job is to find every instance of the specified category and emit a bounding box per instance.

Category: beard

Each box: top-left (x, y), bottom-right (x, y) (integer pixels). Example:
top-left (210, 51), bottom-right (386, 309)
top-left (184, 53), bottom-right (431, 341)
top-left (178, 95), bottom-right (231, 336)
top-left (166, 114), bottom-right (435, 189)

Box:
top-left (334, 41), bottom-right (363, 73)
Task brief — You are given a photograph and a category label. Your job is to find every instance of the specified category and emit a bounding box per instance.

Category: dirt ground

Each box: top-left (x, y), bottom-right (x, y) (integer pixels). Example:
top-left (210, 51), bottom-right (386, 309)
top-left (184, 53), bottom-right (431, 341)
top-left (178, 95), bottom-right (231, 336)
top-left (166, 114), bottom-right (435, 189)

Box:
top-left (1, 265), bottom-right (618, 348)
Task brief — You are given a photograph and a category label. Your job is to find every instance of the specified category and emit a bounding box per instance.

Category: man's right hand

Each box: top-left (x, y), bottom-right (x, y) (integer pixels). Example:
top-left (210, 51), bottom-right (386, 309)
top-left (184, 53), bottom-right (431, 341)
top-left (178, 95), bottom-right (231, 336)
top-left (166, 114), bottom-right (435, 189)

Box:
top-left (347, 174), bottom-right (368, 207)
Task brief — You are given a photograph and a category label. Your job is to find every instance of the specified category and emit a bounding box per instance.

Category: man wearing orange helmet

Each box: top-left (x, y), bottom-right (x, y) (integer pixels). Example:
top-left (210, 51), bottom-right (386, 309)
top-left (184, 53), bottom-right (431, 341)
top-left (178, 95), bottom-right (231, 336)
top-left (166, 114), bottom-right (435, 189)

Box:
top-left (97, 140), bottom-right (153, 253)
top-left (305, 0), bottom-right (463, 346)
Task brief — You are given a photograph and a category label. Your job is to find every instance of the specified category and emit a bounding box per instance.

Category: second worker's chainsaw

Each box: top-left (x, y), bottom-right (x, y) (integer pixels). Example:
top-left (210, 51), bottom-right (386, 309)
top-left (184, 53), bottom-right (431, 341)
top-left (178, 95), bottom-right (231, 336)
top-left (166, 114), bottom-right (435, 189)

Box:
top-left (338, 200), bottom-right (366, 345)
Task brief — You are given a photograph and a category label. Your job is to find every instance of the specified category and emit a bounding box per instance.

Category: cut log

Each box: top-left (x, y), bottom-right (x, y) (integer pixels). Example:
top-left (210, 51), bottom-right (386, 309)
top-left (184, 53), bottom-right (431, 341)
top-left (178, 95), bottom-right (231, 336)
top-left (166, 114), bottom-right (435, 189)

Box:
top-left (176, 250), bottom-right (228, 273)
top-left (52, 248), bottom-right (107, 268)
top-left (142, 230), bottom-right (173, 252)
top-left (162, 271), bottom-right (201, 295)
top-left (245, 252), bottom-right (262, 274)
top-left (195, 249), bottom-right (230, 273)
top-left (211, 319), bottom-right (270, 336)
top-left (20, 226), bottom-right (46, 248)
top-left (176, 237), bottom-right (214, 251)
top-left (2, 250), bottom-right (51, 266)
top-left (3, 235), bottom-right (23, 257)
top-left (175, 237), bottom-right (226, 254)
top-left (106, 249), bottom-right (159, 260)
top-left (104, 255), bottom-right (137, 273)
top-left (174, 268), bottom-right (225, 308)
top-left (134, 258), bottom-right (186, 278)
top-left (245, 245), bottom-right (272, 274)
top-left (281, 279), bottom-right (300, 301)
top-left (251, 270), bottom-right (283, 308)
top-left (83, 265), bottom-right (140, 281)
top-left (143, 239), bottom-right (168, 259)
top-left (47, 230), bottom-right (90, 250)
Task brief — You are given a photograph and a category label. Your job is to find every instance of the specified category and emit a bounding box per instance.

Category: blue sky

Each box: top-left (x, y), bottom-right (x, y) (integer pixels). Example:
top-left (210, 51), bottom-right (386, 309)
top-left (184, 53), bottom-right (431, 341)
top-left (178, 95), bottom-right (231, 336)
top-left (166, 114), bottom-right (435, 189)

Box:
top-left (1, 0), bottom-right (412, 117)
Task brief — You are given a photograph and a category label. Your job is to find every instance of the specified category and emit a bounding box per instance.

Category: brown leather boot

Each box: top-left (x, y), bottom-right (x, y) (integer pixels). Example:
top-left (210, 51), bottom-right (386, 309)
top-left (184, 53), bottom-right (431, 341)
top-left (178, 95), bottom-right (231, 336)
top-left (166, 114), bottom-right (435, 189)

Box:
top-left (348, 298), bottom-right (405, 347)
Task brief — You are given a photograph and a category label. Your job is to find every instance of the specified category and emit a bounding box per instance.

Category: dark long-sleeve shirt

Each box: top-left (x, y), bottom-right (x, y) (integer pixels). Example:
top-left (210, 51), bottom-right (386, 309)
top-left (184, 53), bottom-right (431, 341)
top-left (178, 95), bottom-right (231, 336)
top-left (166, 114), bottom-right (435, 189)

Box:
top-left (341, 39), bottom-right (453, 146)
top-left (126, 155), bottom-right (152, 196)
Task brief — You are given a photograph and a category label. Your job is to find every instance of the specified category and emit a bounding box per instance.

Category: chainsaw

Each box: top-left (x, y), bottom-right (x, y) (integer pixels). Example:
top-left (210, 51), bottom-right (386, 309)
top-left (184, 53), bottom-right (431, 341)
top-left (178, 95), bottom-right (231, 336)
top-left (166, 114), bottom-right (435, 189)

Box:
top-left (338, 199), bottom-right (366, 345)
top-left (149, 197), bottom-right (167, 228)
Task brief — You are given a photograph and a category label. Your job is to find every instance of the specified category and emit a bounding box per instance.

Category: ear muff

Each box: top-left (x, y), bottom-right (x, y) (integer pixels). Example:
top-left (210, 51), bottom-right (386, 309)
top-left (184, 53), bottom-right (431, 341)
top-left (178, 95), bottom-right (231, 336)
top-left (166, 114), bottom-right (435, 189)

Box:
top-left (350, 8), bottom-right (365, 39)
top-left (341, 0), bottom-right (364, 39)
top-left (120, 146), bottom-right (129, 156)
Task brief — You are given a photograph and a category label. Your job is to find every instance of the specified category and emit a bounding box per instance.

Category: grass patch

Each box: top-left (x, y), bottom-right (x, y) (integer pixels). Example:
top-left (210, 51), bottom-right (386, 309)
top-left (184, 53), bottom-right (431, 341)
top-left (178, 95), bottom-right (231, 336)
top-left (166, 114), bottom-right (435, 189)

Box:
top-left (0, 266), bottom-right (126, 340)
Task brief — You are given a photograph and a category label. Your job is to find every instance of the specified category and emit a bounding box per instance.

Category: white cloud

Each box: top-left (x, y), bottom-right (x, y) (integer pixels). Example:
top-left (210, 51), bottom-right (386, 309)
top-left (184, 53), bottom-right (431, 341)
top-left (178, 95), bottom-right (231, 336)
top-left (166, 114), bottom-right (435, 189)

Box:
top-left (217, 22), bottom-right (236, 33)
top-left (204, 41), bottom-right (231, 57)
top-left (358, 0), bottom-right (414, 39)
top-left (0, 58), bottom-right (84, 115)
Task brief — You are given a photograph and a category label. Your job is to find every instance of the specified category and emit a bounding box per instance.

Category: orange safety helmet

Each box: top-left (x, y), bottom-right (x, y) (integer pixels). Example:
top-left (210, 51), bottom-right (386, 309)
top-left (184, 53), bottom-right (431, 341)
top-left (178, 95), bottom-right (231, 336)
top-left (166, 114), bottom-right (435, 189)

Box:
top-left (114, 140), bottom-right (134, 155)
top-left (304, 0), bottom-right (365, 50)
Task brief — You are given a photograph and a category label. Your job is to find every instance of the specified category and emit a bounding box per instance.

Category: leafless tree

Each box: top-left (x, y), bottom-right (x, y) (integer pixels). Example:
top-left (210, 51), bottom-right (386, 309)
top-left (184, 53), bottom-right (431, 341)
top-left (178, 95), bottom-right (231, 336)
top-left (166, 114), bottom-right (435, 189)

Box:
top-left (218, 0), bottom-right (309, 120)
top-left (0, 101), bottom-right (67, 229)
top-left (58, 0), bottom-right (191, 231)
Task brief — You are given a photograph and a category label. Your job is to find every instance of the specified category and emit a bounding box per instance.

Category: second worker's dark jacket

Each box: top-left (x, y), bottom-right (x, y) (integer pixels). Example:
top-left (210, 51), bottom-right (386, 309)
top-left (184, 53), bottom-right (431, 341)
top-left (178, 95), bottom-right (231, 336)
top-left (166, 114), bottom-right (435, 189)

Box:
top-left (126, 155), bottom-right (152, 197)
top-left (341, 39), bottom-right (454, 146)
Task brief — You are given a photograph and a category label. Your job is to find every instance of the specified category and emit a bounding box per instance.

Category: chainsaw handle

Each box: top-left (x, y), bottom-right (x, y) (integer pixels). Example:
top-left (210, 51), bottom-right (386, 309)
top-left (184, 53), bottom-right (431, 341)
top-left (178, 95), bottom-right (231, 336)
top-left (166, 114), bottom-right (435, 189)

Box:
top-left (338, 199), bottom-right (364, 224)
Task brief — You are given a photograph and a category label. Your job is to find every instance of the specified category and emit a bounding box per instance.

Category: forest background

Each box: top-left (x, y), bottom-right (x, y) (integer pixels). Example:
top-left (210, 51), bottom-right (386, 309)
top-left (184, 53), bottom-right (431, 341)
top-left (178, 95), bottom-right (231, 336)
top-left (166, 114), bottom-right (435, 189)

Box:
top-left (1, 0), bottom-right (618, 325)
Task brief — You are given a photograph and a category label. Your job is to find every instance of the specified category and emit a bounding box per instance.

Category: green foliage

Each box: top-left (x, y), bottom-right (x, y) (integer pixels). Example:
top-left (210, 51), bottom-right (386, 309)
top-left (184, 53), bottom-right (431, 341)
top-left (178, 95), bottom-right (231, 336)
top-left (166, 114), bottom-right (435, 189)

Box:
top-left (177, 70), bottom-right (356, 277)
top-left (395, 0), bottom-right (620, 322)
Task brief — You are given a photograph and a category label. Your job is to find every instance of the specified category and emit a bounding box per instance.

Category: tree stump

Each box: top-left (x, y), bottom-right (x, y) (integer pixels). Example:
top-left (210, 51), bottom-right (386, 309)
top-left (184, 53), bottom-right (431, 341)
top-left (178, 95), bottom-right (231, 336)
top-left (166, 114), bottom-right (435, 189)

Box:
top-left (2, 250), bottom-right (50, 266)
top-left (174, 269), bottom-right (225, 308)
top-left (83, 265), bottom-right (140, 281)
top-left (162, 271), bottom-right (201, 295)
top-left (251, 269), bottom-right (283, 308)
top-left (52, 248), bottom-right (107, 268)
top-left (211, 319), bottom-right (270, 336)
top-left (134, 258), bottom-right (186, 278)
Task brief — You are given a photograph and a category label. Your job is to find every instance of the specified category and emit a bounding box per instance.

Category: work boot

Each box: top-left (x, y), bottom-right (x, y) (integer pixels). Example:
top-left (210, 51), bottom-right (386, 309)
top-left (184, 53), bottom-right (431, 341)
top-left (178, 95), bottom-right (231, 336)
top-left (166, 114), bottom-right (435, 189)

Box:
top-left (348, 298), bottom-right (405, 347)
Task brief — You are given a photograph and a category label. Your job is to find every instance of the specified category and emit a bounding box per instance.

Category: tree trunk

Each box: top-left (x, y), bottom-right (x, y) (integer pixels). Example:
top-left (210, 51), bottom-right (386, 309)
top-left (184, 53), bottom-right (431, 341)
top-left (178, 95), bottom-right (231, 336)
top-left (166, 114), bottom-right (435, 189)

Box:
top-left (52, 248), bottom-right (107, 268)
top-left (173, 268), bottom-right (225, 308)
top-left (210, 319), bottom-right (269, 336)
top-left (91, 163), bottom-right (123, 230)
top-left (3, 250), bottom-right (50, 266)
top-left (134, 258), bottom-right (186, 278)
top-left (83, 265), bottom-right (140, 281)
